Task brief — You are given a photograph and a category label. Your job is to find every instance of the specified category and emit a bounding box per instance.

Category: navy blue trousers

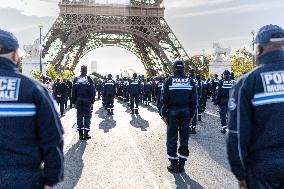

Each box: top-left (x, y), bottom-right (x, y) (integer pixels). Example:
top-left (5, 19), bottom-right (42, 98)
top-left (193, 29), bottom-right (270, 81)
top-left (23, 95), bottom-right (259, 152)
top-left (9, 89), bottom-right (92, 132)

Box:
top-left (0, 168), bottom-right (43, 189)
top-left (76, 99), bottom-right (92, 131)
top-left (167, 107), bottom-right (190, 161)
top-left (219, 105), bottom-right (228, 127)
top-left (247, 165), bottom-right (284, 189)
top-left (106, 95), bottom-right (114, 110)
top-left (130, 95), bottom-right (139, 109)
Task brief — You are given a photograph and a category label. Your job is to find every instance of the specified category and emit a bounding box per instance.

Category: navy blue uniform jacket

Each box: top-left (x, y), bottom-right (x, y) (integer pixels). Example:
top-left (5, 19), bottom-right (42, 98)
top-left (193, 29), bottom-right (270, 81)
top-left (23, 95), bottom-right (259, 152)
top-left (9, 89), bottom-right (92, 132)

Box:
top-left (0, 58), bottom-right (64, 186)
top-left (161, 72), bottom-right (197, 118)
top-left (228, 51), bottom-right (284, 181)
top-left (72, 75), bottom-right (95, 104)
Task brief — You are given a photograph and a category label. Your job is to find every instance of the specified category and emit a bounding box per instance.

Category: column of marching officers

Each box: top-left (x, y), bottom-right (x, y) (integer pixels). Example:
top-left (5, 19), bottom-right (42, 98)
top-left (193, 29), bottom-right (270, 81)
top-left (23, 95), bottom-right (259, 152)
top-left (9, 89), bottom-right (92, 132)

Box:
top-left (42, 62), bottom-right (236, 141)
top-left (94, 69), bottom-right (235, 132)
top-left (62, 65), bottom-right (236, 140)
top-left (2, 25), bottom-right (284, 188)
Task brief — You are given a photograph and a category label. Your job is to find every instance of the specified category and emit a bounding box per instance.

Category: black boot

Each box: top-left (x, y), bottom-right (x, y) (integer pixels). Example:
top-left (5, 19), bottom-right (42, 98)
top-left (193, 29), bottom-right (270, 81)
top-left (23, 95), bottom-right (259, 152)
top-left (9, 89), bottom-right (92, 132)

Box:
top-left (107, 109), bottom-right (111, 115)
top-left (179, 159), bottom-right (186, 173)
top-left (111, 109), bottom-right (114, 115)
top-left (84, 131), bottom-right (91, 140)
top-left (79, 130), bottom-right (84, 140)
top-left (135, 109), bottom-right (139, 114)
top-left (167, 160), bottom-right (179, 173)
top-left (198, 115), bottom-right (202, 121)
top-left (221, 126), bottom-right (227, 134)
top-left (131, 109), bottom-right (134, 114)
top-left (189, 126), bottom-right (196, 134)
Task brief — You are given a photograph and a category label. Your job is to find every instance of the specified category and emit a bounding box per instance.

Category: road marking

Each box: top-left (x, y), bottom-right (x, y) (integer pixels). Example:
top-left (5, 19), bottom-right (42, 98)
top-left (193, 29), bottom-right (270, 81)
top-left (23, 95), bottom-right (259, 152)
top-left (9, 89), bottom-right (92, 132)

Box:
top-left (127, 132), bottom-right (162, 189)
top-left (204, 111), bottom-right (219, 118)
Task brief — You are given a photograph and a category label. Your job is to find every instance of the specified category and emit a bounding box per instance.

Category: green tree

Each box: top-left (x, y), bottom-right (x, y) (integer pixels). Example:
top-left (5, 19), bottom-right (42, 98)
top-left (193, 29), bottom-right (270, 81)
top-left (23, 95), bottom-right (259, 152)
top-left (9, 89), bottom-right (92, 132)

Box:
top-left (62, 70), bottom-right (75, 80)
top-left (231, 48), bottom-right (255, 78)
top-left (31, 69), bottom-right (42, 81)
top-left (46, 64), bottom-right (60, 80)
top-left (188, 54), bottom-right (212, 79)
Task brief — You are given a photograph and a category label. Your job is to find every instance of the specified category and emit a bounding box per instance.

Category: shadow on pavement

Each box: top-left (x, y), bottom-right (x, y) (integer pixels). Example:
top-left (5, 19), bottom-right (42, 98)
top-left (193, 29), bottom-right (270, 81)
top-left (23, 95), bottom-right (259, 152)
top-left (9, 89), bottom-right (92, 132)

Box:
top-left (145, 105), bottom-right (158, 113)
top-left (130, 114), bottom-right (149, 131)
top-left (99, 115), bottom-right (117, 133)
top-left (190, 103), bottom-right (231, 172)
top-left (95, 106), bottom-right (107, 119)
top-left (56, 141), bottom-right (87, 189)
top-left (173, 173), bottom-right (204, 189)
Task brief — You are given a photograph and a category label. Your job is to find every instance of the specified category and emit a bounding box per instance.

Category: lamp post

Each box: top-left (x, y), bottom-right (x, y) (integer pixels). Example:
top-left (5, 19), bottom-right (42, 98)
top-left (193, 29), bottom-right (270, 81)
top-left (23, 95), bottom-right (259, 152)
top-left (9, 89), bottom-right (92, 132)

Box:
top-left (201, 49), bottom-right (205, 66)
top-left (251, 30), bottom-right (255, 69)
top-left (38, 24), bottom-right (44, 74)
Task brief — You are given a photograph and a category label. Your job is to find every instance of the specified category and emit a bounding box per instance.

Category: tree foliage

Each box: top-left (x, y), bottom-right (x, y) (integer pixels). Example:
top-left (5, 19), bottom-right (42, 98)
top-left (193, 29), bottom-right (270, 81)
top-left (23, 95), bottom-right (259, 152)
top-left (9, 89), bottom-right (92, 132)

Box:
top-left (188, 54), bottom-right (212, 79)
top-left (231, 48), bottom-right (255, 78)
top-left (46, 64), bottom-right (74, 80)
top-left (46, 64), bottom-right (59, 80)
top-left (31, 69), bottom-right (42, 81)
top-left (62, 70), bottom-right (75, 80)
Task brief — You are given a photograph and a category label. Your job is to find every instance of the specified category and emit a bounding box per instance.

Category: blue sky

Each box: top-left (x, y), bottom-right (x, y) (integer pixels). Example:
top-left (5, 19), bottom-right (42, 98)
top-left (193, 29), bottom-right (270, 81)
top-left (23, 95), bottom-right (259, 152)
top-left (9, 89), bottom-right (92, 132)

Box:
top-left (0, 0), bottom-right (283, 75)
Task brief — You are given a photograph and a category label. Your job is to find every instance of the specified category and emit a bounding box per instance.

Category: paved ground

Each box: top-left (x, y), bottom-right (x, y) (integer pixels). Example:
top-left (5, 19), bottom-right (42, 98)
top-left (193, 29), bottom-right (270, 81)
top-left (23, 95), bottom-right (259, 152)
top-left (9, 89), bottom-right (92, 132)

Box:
top-left (56, 99), bottom-right (238, 189)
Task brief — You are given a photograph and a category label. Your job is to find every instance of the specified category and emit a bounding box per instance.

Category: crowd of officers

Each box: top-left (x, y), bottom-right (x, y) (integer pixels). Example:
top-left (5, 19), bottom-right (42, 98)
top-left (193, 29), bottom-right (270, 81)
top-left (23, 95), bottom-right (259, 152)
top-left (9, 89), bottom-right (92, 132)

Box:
top-left (41, 64), bottom-right (236, 138)
top-left (95, 68), bottom-right (235, 134)
top-left (2, 24), bottom-right (284, 189)
top-left (38, 47), bottom-right (237, 188)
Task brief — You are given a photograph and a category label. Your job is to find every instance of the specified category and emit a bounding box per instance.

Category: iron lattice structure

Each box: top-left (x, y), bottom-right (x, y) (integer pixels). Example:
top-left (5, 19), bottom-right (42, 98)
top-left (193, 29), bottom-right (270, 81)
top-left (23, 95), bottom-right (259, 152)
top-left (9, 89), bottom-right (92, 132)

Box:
top-left (42, 0), bottom-right (190, 76)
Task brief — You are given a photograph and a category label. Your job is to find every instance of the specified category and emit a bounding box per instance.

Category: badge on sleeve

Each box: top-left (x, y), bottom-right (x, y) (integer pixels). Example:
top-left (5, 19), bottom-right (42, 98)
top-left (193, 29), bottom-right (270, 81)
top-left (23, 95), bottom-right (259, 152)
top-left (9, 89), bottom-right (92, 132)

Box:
top-left (228, 98), bottom-right (237, 111)
top-left (0, 77), bottom-right (21, 101)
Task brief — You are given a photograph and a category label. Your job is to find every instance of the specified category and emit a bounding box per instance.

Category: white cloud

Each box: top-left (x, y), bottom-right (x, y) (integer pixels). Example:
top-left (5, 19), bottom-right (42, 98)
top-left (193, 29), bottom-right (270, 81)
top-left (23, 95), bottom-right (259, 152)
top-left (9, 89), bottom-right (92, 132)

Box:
top-left (0, 0), bottom-right (59, 17)
top-left (171, 2), bottom-right (284, 18)
top-left (10, 24), bottom-right (39, 32)
top-left (164, 0), bottom-right (234, 9)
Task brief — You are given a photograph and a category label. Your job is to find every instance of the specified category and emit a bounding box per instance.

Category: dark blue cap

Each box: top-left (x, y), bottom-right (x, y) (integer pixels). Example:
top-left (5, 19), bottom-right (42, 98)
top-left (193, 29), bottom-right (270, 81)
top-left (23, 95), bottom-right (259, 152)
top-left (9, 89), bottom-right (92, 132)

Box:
top-left (255, 25), bottom-right (284, 44)
top-left (223, 70), bottom-right (230, 76)
top-left (173, 60), bottom-right (185, 68)
top-left (0, 29), bottom-right (19, 54)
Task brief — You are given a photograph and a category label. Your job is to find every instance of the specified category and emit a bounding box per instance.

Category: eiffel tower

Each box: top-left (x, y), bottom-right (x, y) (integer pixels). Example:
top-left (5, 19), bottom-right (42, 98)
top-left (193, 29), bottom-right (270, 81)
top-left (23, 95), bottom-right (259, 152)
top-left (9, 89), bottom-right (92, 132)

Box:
top-left (42, 0), bottom-right (190, 76)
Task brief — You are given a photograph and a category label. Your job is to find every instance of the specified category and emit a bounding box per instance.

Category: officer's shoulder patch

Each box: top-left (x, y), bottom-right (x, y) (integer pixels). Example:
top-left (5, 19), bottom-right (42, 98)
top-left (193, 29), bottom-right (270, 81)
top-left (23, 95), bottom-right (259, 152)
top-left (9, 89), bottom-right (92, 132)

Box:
top-left (228, 98), bottom-right (237, 111)
top-left (261, 71), bottom-right (284, 93)
top-left (0, 76), bottom-right (21, 101)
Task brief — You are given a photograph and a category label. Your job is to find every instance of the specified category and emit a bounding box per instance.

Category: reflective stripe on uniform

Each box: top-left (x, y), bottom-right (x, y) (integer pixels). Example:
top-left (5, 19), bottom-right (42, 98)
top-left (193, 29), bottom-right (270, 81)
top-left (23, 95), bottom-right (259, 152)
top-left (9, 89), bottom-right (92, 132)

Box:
top-left (168, 156), bottom-right (179, 160)
top-left (0, 103), bottom-right (36, 117)
top-left (169, 86), bottom-right (193, 90)
top-left (179, 155), bottom-right (188, 160)
top-left (229, 130), bottom-right (238, 134)
top-left (252, 92), bottom-right (284, 106)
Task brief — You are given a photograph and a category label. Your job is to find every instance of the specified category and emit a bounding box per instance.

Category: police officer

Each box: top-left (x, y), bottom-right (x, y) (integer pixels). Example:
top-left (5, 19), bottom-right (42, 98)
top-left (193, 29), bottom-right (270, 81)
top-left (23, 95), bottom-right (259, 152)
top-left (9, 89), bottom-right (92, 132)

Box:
top-left (200, 75), bottom-right (208, 113)
top-left (122, 77), bottom-right (129, 103)
top-left (54, 79), bottom-right (68, 117)
top-left (66, 79), bottom-right (73, 107)
top-left (96, 80), bottom-right (103, 100)
top-left (0, 29), bottom-right (64, 189)
top-left (128, 73), bottom-right (141, 114)
top-left (211, 74), bottom-right (219, 104)
top-left (116, 77), bottom-right (123, 100)
top-left (52, 79), bottom-right (60, 99)
top-left (104, 74), bottom-right (116, 115)
top-left (101, 76), bottom-right (107, 108)
top-left (189, 68), bottom-right (198, 134)
top-left (72, 65), bottom-right (95, 140)
top-left (161, 60), bottom-right (197, 173)
top-left (155, 76), bottom-right (164, 112)
top-left (143, 78), bottom-right (152, 106)
top-left (216, 70), bottom-right (234, 133)
top-left (228, 25), bottom-right (284, 189)
top-left (195, 74), bottom-right (203, 122)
